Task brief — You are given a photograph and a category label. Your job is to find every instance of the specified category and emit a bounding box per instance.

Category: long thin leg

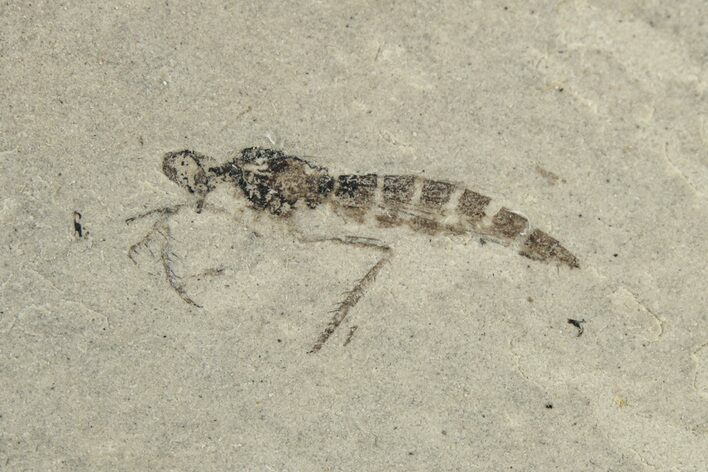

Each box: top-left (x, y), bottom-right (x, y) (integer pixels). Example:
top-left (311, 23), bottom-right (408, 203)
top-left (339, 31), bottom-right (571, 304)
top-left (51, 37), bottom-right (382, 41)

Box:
top-left (127, 204), bottom-right (182, 263)
top-left (303, 236), bottom-right (392, 353)
top-left (126, 205), bottom-right (201, 307)
top-left (157, 219), bottom-right (202, 307)
top-left (127, 217), bottom-right (166, 264)
top-left (125, 204), bottom-right (184, 224)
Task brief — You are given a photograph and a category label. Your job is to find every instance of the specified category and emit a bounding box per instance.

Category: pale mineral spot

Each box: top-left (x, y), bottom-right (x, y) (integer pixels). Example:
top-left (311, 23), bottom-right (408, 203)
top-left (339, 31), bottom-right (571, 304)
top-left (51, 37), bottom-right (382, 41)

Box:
top-left (609, 287), bottom-right (664, 342)
top-left (692, 342), bottom-right (708, 398)
top-left (613, 395), bottom-right (628, 408)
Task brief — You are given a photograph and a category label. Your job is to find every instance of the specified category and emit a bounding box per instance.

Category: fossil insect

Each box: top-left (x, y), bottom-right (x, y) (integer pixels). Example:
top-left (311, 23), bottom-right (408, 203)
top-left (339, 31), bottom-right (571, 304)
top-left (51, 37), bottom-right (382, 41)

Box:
top-left (128, 147), bottom-right (579, 352)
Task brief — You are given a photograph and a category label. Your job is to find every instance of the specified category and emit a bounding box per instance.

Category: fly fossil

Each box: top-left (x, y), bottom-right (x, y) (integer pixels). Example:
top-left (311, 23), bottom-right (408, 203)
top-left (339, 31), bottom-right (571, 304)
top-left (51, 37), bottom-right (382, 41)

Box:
top-left (127, 147), bottom-right (579, 352)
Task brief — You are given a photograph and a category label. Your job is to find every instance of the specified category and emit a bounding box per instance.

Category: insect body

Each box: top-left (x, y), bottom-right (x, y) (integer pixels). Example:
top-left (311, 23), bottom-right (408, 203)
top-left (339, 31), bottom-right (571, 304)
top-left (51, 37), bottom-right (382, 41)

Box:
top-left (132, 147), bottom-right (579, 352)
top-left (162, 147), bottom-right (579, 268)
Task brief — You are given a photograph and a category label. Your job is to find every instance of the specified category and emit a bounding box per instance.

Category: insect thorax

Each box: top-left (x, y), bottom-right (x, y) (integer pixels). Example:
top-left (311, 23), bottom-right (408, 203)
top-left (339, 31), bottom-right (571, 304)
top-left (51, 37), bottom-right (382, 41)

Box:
top-left (233, 148), bottom-right (334, 215)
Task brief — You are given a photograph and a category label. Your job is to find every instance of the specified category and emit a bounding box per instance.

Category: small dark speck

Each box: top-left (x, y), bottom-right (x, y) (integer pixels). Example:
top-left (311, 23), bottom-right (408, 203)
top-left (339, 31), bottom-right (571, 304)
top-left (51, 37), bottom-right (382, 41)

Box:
top-left (568, 318), bottom-right (585, 337)
top-left (613, 253), bottom-right (618, 257)
top-left (606, 179), bottom-right (610, 183)
top-left (503, 6), bottom-right (508, 11)
top-left (73, 211), bottom-right (83, 238)
top-left (441, 430), bottom-right (447, 435)
top-left (162, 335), bottom-right (167, 338)
top-left (408, 451), bottom-right (415, 456)
top-left (558, 87), bottom-right (564, 92)
top-left (578, 214), bottom-right (582, 218)
top-left (545, 403), bottom-right (553, 409)
top-left (277, 338), bottom-right (282, 343)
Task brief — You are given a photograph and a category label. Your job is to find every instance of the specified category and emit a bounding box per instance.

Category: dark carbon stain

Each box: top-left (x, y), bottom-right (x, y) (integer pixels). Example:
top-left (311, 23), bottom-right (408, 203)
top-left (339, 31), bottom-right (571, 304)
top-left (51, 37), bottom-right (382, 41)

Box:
top-left (335, 174), bottom-right (378, 207)
top-left (457, 189), bottom-right (491, 221)
top-left (420, 179), bottom-right (455, 208)
top-left (520, 229), bottom-right (579, 268)
top-left (410, 215), bottom-right (442, 233)
top-left (382, 175), bottom-right (416, 205)
top-left (73, 211), bottom-right (83, 238)
top-left (490, 207), bottom-right (528, 239)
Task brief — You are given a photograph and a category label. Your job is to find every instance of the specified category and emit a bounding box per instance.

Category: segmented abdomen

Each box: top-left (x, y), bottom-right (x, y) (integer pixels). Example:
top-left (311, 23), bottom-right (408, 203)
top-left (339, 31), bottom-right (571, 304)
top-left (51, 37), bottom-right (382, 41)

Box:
top-left (329, 173), bottom-right (579, 268)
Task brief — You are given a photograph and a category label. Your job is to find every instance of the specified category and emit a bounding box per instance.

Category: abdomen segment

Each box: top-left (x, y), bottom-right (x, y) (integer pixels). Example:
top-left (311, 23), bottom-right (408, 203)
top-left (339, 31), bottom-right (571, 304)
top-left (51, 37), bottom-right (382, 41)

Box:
top-left (330, 173), bottom-right (579, 268)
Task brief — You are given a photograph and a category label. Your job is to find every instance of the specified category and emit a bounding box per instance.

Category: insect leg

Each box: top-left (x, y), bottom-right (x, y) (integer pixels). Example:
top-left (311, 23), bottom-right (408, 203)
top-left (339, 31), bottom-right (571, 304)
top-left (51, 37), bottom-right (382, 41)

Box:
top-left (126, 205), bottom-right (201, 307)
top-left (126, 204), bottom-right (183, 263)
top-left (125, 204), bottom-right (185, 224)
top-left (157, 219), bottom-right (202, 308)
top-left (303, 236), bottom-right (392, 353)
